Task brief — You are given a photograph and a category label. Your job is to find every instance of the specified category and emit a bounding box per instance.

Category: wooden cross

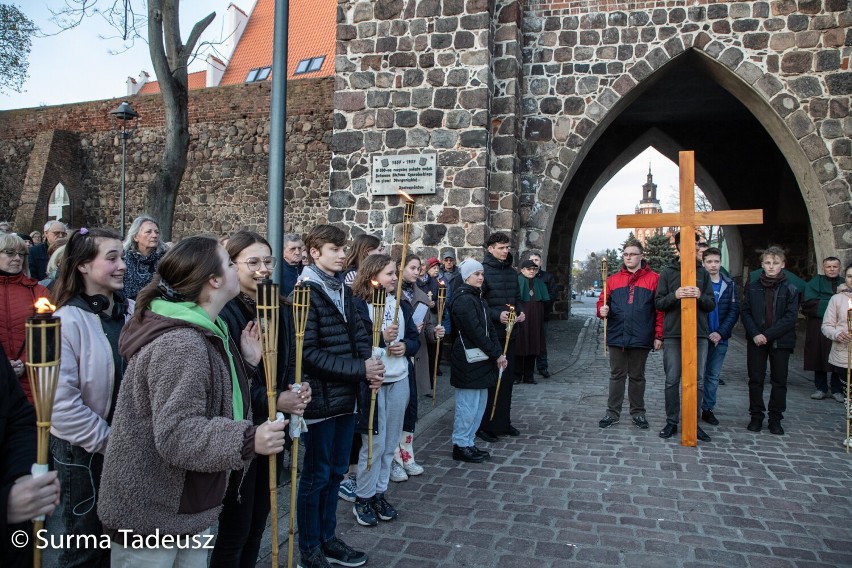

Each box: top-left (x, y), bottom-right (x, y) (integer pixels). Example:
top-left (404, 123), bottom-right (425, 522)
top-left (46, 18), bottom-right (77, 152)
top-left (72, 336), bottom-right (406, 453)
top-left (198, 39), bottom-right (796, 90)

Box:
top-left (615, 151), bottom-right (763, 446)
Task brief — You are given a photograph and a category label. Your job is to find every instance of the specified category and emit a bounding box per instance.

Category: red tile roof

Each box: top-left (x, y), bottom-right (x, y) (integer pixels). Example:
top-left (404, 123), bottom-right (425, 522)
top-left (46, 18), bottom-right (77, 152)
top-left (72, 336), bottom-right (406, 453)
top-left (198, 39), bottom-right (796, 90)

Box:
top-left (137, 70), bottom-right (207, 95)
top-left (219, 0), bottom-right (335, 85)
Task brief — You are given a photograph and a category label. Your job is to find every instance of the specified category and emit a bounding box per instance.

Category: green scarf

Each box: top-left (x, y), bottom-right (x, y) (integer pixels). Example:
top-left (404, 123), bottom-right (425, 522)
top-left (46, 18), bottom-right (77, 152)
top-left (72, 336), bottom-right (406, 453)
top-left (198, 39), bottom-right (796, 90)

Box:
top-left (518, 275), bottom-right (551, 303)
top-left (149, 299), bottom-right (244, 422)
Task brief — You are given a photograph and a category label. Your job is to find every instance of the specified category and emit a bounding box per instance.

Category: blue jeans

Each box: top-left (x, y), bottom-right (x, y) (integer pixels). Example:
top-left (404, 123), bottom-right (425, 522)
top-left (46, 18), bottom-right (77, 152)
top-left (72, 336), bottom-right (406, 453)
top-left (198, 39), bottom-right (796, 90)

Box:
top-left (46, 435), bottom-right (109, 567)
top-left (297, 413), bottom-right (355, 553)
top-left (702, 342), bottom-right (728, 412)
top-left (452, 388), bottom-right (488, 447)
top-left (663, 338), bottom-right (708, 426)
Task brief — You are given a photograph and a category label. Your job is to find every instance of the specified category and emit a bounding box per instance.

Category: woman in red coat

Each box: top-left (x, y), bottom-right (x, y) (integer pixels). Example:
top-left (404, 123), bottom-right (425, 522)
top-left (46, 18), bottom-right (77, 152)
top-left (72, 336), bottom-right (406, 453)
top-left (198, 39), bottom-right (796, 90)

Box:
top-left (0, 233), bottom-right (49, 402)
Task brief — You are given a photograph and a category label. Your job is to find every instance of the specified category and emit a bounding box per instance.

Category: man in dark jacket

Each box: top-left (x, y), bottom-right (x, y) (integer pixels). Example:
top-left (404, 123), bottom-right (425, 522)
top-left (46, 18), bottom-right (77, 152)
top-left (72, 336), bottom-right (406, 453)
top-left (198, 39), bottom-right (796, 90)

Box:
top-left (281, 233), bottom-right (305, 296)
top-left (741, 246), bottom-right (799, 435)
top-left (28, 220), bottom-right (67, 280)
top-left (477, 232), bottom-right (526, 441)
top-left (655, 232), bottom-right (716, 443)
top-left (700, 247), bottom-right (739, 427)
top-left (297, 225), bottom-right (384, 568)
top-left (802, 257), bottom-right (843, 401)
top-left (596, 240), bottom-right (663, 430)
top-left (530, 251), bottom-right (557, 377)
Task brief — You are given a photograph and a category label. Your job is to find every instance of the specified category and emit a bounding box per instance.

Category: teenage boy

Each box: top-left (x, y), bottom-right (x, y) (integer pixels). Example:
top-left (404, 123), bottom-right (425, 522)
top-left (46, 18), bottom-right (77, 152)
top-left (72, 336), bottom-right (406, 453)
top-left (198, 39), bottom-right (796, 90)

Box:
top-left (596, 240), bottom-right (663, 430)
top-left (477, 232), bottom-right (526, 441)
top-left (297, 225), bottom-right (385, 568)
top-left (700, 247), bottom-right (739, 426)
top-left (740, 246), bottom-right (799, 435)
top-left (655, 231), bottom-right (716, 443)
top-left (802, 257), bottom-right (843, 401)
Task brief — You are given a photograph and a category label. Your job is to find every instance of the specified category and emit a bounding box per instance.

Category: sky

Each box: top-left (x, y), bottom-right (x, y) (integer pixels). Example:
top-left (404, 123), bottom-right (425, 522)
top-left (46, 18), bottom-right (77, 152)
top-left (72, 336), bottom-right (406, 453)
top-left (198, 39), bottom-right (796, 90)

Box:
top-left (572, 147), bottom-right (682, 262)
top-left (0, 1), bottom-right (240, 110)
top-left (3, 2), bottom-right (686, 260)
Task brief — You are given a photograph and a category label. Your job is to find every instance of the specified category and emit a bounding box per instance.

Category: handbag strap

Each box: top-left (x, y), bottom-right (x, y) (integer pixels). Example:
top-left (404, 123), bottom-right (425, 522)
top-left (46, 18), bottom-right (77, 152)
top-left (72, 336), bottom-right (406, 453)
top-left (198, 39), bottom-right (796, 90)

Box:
top-left (457, 305), bottom-right (488, 350)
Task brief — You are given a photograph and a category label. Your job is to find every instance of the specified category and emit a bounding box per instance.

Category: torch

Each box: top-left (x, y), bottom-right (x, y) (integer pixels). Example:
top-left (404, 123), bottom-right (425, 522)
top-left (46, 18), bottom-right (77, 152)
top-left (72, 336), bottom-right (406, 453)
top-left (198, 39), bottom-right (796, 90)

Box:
top-left (26, 297), bottom-right (61, 568)
top-left (287, 282), bottom-right (310, 568)
top-left (392, 192), bottom-right (416, 325)
top-left (431, 280), bottom-right (447, 407)
top-left (846, 299), bottom-right (851, 453)
top-left (256, 277), bottom-right (282, 568)
top-left (369, 280), bottom-right (387, 469)
top-left (601, 257), bottom-right (609, 355)
top-left (490, 305), bottom-right (517, 421)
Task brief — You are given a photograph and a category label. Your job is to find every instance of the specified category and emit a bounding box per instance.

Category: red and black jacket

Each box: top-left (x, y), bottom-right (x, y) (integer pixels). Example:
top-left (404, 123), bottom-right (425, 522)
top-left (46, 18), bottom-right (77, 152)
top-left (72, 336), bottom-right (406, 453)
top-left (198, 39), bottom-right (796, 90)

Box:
top-left (596, 261), bottom-right (664, 350)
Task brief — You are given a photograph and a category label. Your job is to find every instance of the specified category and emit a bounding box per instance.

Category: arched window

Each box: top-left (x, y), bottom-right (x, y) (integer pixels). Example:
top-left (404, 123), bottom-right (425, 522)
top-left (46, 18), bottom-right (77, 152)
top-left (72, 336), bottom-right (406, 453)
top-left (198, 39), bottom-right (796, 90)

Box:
top-left (48, 183), bottom-right (71, 223)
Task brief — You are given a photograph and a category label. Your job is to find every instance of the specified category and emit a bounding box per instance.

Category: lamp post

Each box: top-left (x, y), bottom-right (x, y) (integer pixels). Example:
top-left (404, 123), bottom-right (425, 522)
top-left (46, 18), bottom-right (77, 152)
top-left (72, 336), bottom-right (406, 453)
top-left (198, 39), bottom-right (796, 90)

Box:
top-left (110, 101), bottom-right (139, 237)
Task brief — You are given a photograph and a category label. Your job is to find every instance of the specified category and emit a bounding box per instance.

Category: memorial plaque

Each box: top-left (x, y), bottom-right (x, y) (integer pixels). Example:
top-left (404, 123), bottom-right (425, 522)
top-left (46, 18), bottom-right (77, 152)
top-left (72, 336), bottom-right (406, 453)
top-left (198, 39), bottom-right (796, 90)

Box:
top-left (371, 153), bottom-right (437, 196)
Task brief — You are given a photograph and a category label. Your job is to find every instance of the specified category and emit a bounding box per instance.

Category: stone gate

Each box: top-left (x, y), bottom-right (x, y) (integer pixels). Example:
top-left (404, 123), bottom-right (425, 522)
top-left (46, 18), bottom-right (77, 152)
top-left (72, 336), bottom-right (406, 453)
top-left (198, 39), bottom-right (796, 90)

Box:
top-left (332, 0), bottom-right (851, 278)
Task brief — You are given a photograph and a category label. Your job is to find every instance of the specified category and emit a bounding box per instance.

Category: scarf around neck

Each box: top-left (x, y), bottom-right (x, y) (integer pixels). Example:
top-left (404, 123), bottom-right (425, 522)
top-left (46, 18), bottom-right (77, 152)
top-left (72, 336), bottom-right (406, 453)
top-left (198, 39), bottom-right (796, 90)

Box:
top-left (759, 271), bottom-right (787, 329)
top-left (149, 299), bottom-right (244, 422)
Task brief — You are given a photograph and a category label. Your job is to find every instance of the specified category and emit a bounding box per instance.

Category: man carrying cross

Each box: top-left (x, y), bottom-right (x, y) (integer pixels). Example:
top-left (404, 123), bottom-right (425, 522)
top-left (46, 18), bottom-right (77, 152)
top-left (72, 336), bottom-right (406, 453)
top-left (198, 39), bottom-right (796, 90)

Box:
top-left (655, 231), bottom-right (716, 442)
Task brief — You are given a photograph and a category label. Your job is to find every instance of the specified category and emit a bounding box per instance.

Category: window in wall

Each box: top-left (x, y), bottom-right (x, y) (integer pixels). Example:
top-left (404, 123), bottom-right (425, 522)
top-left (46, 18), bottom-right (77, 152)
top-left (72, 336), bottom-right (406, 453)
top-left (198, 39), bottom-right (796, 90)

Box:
top-left (48, 182), bottom-right (71, 223)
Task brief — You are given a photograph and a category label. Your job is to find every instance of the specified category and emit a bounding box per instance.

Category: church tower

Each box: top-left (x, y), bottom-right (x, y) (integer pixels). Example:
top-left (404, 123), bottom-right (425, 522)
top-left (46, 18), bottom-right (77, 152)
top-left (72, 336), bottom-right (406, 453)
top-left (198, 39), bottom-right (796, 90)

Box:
top-left (634, 165), bottom-right (663, 247)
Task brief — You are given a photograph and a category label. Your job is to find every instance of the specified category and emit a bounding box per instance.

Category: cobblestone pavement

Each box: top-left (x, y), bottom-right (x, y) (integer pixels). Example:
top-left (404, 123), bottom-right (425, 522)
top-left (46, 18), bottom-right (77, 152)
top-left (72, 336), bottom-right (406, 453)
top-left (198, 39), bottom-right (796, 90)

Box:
top-left (258, 296), bottom-right (852, 567)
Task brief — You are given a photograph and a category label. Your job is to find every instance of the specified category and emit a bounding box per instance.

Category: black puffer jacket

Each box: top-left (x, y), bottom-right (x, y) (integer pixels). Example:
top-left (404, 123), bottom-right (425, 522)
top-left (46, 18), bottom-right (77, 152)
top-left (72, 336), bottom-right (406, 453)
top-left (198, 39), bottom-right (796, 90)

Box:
top-left (655, 258), bottom-right (715, 339)
top-left (301, 279), bottom-right (371, 420)
top-left (740, 277), bottom-right (799, 349)
top-left (449, 283), bottom-right (503, 390)
top-left (481, 251), bottom-right (520, 340)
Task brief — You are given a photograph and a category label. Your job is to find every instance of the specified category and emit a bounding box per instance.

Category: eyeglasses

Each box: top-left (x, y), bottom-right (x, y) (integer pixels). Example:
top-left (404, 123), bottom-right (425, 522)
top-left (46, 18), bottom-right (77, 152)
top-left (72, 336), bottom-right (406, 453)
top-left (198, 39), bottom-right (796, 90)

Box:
top-left (622, 253), bottom-right (642, 258)
top-left (0, 250), bottom-right (27, 258)
top-left (237, 257), bottom-right (277, 271)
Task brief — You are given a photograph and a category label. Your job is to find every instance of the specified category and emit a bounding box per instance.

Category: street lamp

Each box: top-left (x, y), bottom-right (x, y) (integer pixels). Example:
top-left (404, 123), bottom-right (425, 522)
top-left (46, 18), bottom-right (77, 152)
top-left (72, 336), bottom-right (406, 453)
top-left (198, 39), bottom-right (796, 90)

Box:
top-left (110, 101), bottom-right (139, 237)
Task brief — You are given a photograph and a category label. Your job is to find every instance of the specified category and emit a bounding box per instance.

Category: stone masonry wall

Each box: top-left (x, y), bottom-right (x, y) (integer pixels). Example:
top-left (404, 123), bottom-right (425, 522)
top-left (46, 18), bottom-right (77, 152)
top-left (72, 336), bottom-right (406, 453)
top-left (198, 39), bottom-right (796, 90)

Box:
top-left (519, 0), bottom-right (852, 265)
top-left (0, 78), bottom-right (333, 237)
top-left (334, 0), bottom-right (495, 260)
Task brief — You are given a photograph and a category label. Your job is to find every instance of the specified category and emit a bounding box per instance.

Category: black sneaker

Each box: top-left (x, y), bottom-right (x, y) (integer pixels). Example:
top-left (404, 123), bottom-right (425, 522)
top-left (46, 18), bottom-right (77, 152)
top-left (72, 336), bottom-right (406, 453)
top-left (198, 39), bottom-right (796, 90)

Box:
top-left (631, 415), bottom-right (649, 429)
top-left (371, 493), bottom-right (398, 521)
top-left (453, 445), bottom-right (486, 463)
top-left (696, 426), bottom-right (711, 442)
top-left (747, 415), bottom-right (763, 432)
top-left (701, 410), bottom-right (719, 426)
top-left (299, 546), bottom-right (333, 568)
top-left (476, 430), bottom-right (499, 443)
top-left (659, 423), bottom-right (677, 438)
top-left (322, 536), bottom-right (368, 567)
top-left (353, 497), bottom-right (377, 527)
top-left (599, 415), bottom-right (619, 429)
top-left (471, 445), bottom-right (490, 460)
top-left (768, 420), bottom-right (784, 435)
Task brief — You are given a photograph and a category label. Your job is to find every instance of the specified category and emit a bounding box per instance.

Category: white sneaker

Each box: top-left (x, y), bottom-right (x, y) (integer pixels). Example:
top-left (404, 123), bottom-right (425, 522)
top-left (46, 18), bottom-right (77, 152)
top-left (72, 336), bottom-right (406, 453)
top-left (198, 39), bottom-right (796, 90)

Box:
top-left (389, 461), bottom-right (408, 482)
top-left (833, 392), bottom-right (847, 403)
top-left (402, 460), bottom-right (424, 476)
top-left (843, 438), bottom-right (852, 448)
top-left (811, 390), bottom-right (828, 400)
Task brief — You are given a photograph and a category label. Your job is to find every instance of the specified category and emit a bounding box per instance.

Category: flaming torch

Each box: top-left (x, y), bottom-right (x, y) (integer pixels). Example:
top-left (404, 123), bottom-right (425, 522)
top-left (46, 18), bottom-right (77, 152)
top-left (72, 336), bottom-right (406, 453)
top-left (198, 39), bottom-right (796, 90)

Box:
top-left (392, 192), bottom-right (416, 325)
top-left (369, 280), bottom-right (387, 469)
top-left (490, 305), bottom-right (517, 421)
top-left (26, 297), bottom-right (61, 568)
top-left (431, 280), bottom-right (447, 407)
top-left (256, 276), bottom-right (282, 568)
top-left (287, 281), bottom-right (310, 568)
top-left (601, 256), bottom-right (609, 355)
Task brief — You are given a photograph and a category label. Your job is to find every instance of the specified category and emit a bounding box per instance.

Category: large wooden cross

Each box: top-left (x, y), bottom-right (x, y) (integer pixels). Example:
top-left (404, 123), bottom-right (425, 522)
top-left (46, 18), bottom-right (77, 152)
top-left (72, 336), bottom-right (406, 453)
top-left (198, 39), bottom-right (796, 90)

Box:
top-left (616, 151), bottom-right (763, 446)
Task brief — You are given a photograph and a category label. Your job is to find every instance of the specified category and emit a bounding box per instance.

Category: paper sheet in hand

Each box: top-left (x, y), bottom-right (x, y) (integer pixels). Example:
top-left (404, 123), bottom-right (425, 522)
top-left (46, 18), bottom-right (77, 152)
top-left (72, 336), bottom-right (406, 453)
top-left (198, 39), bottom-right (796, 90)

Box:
top-left (412, 303), bottom-right (429, 326)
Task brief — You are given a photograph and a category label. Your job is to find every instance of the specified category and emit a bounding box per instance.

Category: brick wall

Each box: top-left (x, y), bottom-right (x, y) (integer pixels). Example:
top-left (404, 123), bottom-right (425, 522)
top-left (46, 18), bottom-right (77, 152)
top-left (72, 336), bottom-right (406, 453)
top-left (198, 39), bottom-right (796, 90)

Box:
top-left (0, 77), bottom-right (334, 237)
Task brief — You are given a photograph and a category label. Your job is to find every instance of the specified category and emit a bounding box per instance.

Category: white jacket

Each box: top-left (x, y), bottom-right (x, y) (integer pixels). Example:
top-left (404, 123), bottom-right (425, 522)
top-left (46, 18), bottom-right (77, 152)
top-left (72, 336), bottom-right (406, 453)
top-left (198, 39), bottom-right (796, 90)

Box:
top-left (821, 285), bottom-right (852, 370)
top-left (50, 302), bottom-right (133, 454)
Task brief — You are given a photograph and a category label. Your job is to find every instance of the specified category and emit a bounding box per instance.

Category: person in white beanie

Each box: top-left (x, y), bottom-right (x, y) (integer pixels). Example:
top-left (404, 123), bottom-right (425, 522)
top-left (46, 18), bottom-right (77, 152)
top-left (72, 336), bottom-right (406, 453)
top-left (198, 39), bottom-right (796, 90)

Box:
top-left (449, 258), bottom-right (507, 462)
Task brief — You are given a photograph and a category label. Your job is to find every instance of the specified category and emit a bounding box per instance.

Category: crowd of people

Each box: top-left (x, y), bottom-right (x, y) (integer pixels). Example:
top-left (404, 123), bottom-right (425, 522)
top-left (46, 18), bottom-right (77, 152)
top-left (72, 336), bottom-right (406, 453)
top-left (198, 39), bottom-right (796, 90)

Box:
top-left (2, 215), bottom-right (850, 568)
top-left (596, 233), bottom-right (851, 442)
